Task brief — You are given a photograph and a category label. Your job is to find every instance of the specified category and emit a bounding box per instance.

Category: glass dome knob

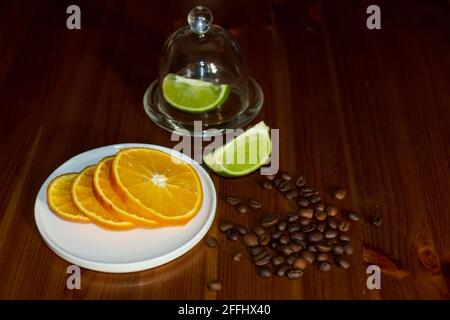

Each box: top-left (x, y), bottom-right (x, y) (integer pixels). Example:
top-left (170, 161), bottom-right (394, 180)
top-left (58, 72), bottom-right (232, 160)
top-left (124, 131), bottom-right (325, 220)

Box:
top-left (187, 6), bottom-right (213, 35)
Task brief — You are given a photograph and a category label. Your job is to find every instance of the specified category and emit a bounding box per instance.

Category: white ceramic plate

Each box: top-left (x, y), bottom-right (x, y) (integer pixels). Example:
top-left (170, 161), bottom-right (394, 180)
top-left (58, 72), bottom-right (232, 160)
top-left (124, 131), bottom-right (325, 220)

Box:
top-left (34, 143), bottom-right (216, 273)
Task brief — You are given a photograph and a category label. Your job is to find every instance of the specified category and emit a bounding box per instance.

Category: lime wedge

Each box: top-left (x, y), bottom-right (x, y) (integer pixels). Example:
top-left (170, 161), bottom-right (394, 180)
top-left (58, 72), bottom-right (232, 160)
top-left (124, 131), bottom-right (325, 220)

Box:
top-left (162, 73), bottom-right (230, 113)
top-left (203, 121), bottom-right (272, 177)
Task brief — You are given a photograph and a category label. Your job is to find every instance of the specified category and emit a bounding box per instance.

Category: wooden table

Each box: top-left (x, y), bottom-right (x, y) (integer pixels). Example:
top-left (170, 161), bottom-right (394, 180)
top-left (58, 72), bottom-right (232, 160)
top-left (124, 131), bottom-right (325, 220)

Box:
top-left (0, 0), bottom-right (449, 299)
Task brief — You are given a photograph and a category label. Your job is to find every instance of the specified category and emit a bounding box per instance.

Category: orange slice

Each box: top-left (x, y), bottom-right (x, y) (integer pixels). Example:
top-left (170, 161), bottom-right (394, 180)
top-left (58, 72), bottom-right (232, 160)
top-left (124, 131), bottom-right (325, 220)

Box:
top-left (93, 157), bottom-right (158, 227)
top-left (112, 148), bottom-right (203, 225)
top-left (72, 166), bottom-right (134, 230)
top-left (47, 173), bottom-right (90, 223)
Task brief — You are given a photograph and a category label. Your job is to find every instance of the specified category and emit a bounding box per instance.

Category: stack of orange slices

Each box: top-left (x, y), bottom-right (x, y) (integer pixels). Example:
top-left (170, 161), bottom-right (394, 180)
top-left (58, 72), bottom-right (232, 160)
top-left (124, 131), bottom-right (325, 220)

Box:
top-left (47, 148), bottom-right (203, 230)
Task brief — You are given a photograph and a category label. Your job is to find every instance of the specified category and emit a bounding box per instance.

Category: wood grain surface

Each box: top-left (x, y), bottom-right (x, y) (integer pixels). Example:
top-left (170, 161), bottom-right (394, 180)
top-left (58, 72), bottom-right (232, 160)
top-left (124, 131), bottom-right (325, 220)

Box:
top-left (0, 0), bottom-right (449, 299)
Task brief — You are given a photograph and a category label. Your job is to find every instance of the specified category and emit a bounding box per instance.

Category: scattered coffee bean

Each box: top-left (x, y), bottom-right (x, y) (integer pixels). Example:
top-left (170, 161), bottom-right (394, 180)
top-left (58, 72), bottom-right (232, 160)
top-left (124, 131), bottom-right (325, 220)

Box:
top-left (250, 246), bottom-right (263, 256)
top-left (293, 257), bottom-right (307, 270)
top-left (226, 228), bottom-right (240, 242)
top-left (297, 197), bottom-right (309, 207)
top-left (335, 257), bottom-right (350, 269)
top-left (333, 188), bottom-right (347, 200)
top-left (324, 229), bottom-right (339, 239)
top-left (298, 208), bottom-right (314, 219)
top-left (287, 223), bottom-right (301, 233)
top-left (276, 264), bottom-right (289, 277)
top-left (287, 269), bottom-right (304, 279)
top-left (325, 206), bottom-right (338, 217)
top-left (259, 233), bottom-right (271, 246)
top-left (295, 176), bottom-right (306, 187)
top-left (280, 172), bottom-right (292, 181)
top-left (333, 244), bottom-right (344, 255)
top-left (299, 187), bottom-right (318, 197)
top-left (290, 231), bottom-right (306, 243)
top-left (226, 196), bottom-right (240, 206)
top-left (219, 221), bottom-right (234, 233)
top-left (308, 231), bottom-right (324, 242)
top-left (206, 236), bottom-right (218, 247)
top-left (327, 216), bottom-right (338, 229)
top-left (339, 233), bottom-right (351, 242)
top-left (309, 195), bottom-right (321, 204)
top-left (343, 243), bottom-right (354, 256)
top-left (318, 261), bottom-right (333, 272)
top-left (261, 180), bottom-right (273, 190)
top-left (314, 202), bottom-right (325, 211)
top-left (371, 216), bottom-right (383, 227)
top-left (317, 253), bottom-right (333, 262)
top-left (338, 220), bottom-right (351, 232)
top-left (301, 223), bottom-right (316, 233)
top-left (347, 211), bottom-right (361, 222)
top-left (315, 241), bottom-right (333, 253)
top-left (257, 266), bottom-right (272, 278)
top-left (232, 252), bottom-right (243, 262)
top-left (277, 220), bottom-right (287, 231)
top-left (263, 174), bottom-right (276, 181)
top-left (279, 181), bottom-right (294, 192)
top-left (299, 217), bottom-right (311, 227)
top-left (207, 280), bottom-right (222, 291)
top-left (287, 212), bottom-right (299, 222)
top-left (248, 199), bottom-right (263, 210)
top-left (253, 226), bottom-right (266, 237)
top-left (243, 233), bottom-right (259, 247)
top-left (300, 250), bottom-right (315, 264)
top-left (260, 214), bottom-right (279, 228)
top-left (273, 178), bottom-right (282, 188)
top-left (286, 255), bottom-right (296, 265)
top-left (253, 249), bottom-right (271, 266)
top-left (315, 210), bottom-right (327, 221)
top-left (272, 255), bottom-right (285, 266)
top-left (236, 203), bottom-right (249, 214)
top-left (236, 225), bottom-right (248, 235)
top-left (285, 189), bottom-right (299, 200)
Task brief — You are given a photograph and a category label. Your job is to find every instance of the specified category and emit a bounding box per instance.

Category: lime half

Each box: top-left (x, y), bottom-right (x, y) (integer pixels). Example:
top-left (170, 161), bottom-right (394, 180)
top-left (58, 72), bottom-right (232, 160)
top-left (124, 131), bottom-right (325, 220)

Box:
top-left (162, 73), bottom-right (230, 113)
top-left (203, 121), bottom-right (272, 177)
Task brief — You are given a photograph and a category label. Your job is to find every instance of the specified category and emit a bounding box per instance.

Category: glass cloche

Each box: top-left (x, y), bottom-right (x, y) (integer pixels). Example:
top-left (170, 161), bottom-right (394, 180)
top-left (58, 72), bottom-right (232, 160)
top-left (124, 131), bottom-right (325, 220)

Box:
top-left (143, 6), bottom-right (263, 137)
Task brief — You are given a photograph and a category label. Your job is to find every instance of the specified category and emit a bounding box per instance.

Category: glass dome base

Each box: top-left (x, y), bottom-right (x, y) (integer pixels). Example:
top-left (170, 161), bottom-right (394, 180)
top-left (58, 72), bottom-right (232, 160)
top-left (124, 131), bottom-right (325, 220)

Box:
top-left (143, 77), bottom-right (264, 137)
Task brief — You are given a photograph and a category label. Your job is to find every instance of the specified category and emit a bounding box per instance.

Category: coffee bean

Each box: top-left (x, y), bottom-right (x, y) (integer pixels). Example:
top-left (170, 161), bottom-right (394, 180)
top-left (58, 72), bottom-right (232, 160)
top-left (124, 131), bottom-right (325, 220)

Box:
top-left (276, 264), bottom-right (289, 277)
top-left (325, 206), bottom-right (338, 217)
top-left (259, 233), bottom-right (271, 246)
top-left (327, 216), bottom-right (338, 229)
top-left (315, 241), bottom-right (333, 253)
top-left (236, 225), bottom-right (248, 235)
top-left (333, 188), bottom-right (347, 200)
top-left (307, 244), bottom-right (318, 252)
top-left (206, 236), bottom-right (218, 247)
top-left (271, 230), bottom-right (282, 240)
top-left (301, 223), bottom-right (316, 233)
top-left (295, 176), bottom-right (306, 187)
top-left (290, 242), bottom-right (303, 253)
top-left (253, 249), bottom-right (271, 266)
top-left (226, 196), bottom-right (240, 206)
top-left (290, 231), bottom-right (306, 242)
top-left (279, 233), bottom-right (290, 245)
top-left (248, 199), bottom-right (263, 210)
top-left (287, 212), bottom-right (299, 222)
top-left (261, 180), bottom-right (273, 190)
top-left (347, 211), bottom-right (361, 222)
top-left (328, 238), bottom-right (339, 245)
top-left (207, 280), bottom-right (222, 291)
top-left (317, 253), bottom-right (333, 262)
top-left (277, 220), bottom-right (287, 231)
top-left (263, 174), bottom-right (276, 181)
top-left (293, 257), bottom-right (307, 270)
top-left (308, 231), bottom-right (323, 242)
top-left (273, 178), bottom-right (282, 187)
top-left (286, 255), bottom-right (296, 265)
top-left (324, 229), bottom-right (339, 239)
top-left (261, 214), bottom-right (279, 228)
top-left (333, 244), bottom-right (344, 255)
top-left (339, 233), bottom-right (351, 242)
top-left (287, 269), bottom-right (304, 279)
top-left (236, 203), bottom-right (249, 214)
top-left (243, 233), bottom-right (259, 247)
top-left (299, 187), bottom-right (318, 197)
top-left (300, 250), bottom-right (315, 264)
top-left (280, 172), bottom-right (292, 181)
top-left (309, 195), bottom-right (321, 204)
top-left (297, 197), bottom-right (309, 207)
top-left (257, 267), bottom-right (272, 278)
top-left (270, 240), bottom-right (278, 249)
top-left (314, 202), bottom-right (325, 211)
top-left (279, 245), bottom-right (293, 256)
top-left (279, 181), bottom-right (294, 192)
top-left (316, 221), bottom-right (327, 233)
top-left (372, 216), bottom-right (383, 227)
top-left (232, 252), bottom-right (243, 262)
top-left (343, 243), bottom-right (354, 256)
top-left (226, 228), bottom-right (240, 242)
top-left (285, 189), bottom-right (299, 200)
top-left (336, 257), bottom-right (350, 269)
top-left (299, 217), bottom-right (311, 227)
top-left (250, 246), bottom-right (263, 256)
top-left (287, 223), bottom-right (301, 233)
top-left (253, 226), bottom-right (266, 237)
top-left (338, 220), bottom-right (351, 232)
top-left (298, 208), bottom-right (314, 219)
top-left (219, 221), bottom-right (234, 233)
top-left (315, 210), bottom-right (327, 221)
top-left (318, 261), bottom-right (333, 272)
top-left (272, 255), bottom-right (285, 266)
